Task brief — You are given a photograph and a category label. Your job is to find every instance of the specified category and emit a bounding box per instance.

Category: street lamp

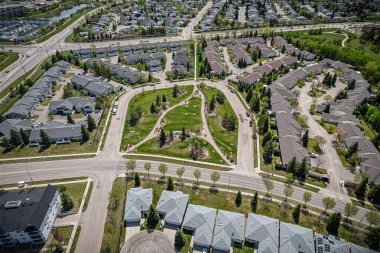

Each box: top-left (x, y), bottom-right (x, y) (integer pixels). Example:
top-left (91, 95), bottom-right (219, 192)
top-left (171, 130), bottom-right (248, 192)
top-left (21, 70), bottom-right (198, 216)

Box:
top-left (26, 168), bottom-right (33, 183)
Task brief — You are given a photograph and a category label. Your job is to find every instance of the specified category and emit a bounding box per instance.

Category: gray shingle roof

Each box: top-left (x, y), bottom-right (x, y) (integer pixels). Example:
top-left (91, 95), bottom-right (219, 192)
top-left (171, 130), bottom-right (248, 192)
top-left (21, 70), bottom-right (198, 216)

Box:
top-left (124, 187), bottom-right (152, 223)
top-left (280, 222), bottom-right (314, 253)
top-left (156, 190), bottom-right (189, 226)
top-left (182, 204), bottom-right (217, 247)
top-left (245, 214), bottom-right (279, 253)
top-left (315, 233), bottom-right (349, 253)
top-left (212, 210), bottom-right (245, 252)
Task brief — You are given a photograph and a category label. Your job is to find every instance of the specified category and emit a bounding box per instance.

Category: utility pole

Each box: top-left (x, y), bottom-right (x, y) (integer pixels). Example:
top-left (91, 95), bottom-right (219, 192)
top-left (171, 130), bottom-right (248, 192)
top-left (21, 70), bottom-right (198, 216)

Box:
top-left (26, 168), bottom-right (33, 183)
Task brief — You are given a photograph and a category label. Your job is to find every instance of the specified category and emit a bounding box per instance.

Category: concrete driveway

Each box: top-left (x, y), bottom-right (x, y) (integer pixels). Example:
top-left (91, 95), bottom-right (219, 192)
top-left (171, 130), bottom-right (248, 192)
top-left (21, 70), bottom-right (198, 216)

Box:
top-left (121, 230), bottom-right (175, 253)
top-left (163, 223), bottom-right (179, 245)
top-left (125, 221), bottom-right (141, 242)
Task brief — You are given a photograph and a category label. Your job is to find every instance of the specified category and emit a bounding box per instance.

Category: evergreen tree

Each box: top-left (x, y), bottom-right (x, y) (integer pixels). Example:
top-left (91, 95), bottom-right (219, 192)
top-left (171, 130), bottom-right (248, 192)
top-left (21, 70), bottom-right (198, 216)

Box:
top-left (61, 192), bottom-right (74, 211)
top-left (209, 94), bottom-right (216, 112)
top-left (251, 95), bottom-right (260, 114)
top-left (67, 114), bottom-right (75, 124)
top-left (134, 172), bottom-right (141, 187)
top-left (146, 205), bottom-right (159, 229)
top-left (355, 176), bottom-right (368, 198)
top-left (83, 62), bottom-right (88, 73)
top-left (150, 102), bottom-right (155, 113)
top-left (287, 157), bottom-right (297, 174)
top-left (159, 129), bottom-right (166, 147)
top-left (251, 192), bottom-right (258, 212)
top-left (297, 158), bottom-right (308, 181)
top-left (20, 129), bottom-right (29, 146)
top-left (162, 94), bottom-right (167, 103)
top-left (174, 230), bottom-right (186, 251)
top-left (155, 95), bottom-right (161, 106)
top-left (172, 84), bottom-right (179, 98)
top-left (262, 131), bottom-right (272, 147)
top-left (81, 124), bottom-right (90, 142)
top-left (263, 141), bottom-right (273, 166)
top-left (166, 177), bottom-right (174, 191)
top-left (246, 89), bottom-right (253, 103)
top-left (9, 129), bottom-right (22, 147)
top-left (302, 129), bottom-right (309, 148)
top-left (365, 227), bottom-right (380, 251)
top-left (323, 103), bottom-right (330, 113)
top-left (346, 141), bottom-right (358, 158)
top-left (326, 212), bottom-right (342, 236)
top-left (40, 130), bottom-right (51, 147)
top-left (1, 138), bottom-right (14, 151)
top-left (181, 127), bottom-right (186, 141)
top-left (292, 204), bottom-right (301, 224)
top-left (368, 184), bottom-right (380, 204)
top-left (87, 114), bottom-right (96, 132)
top-left (257, 113), bottom-right (268, 135)
top-left (235, 191), bottom-right (242, 207)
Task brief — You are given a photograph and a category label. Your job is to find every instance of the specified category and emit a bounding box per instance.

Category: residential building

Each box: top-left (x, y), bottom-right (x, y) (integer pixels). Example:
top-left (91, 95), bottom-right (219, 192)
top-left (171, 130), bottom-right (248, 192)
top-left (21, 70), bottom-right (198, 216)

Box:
top-left (182, 204), bottom-right (217, 249)
top-left (156, 190), bottom-right (189, 226)
top-left (245, 214), bottom-right (279, 253)
top-left (315, 233), bottom-right (349, 253)
top-left (279, 222), bottom-right (315, 253)
top-left (124, 187), bottom-right (153, 224)
top-left (0, 119), bottom-right (33, 140)
top-left (212, 210), bottom-right (245, 252)
top-left (49, 97), bottom-right (94, 115)
top-left (29, 122), bottom-right (82, 146)
top-left (0, 185), bottom-right (61, 251)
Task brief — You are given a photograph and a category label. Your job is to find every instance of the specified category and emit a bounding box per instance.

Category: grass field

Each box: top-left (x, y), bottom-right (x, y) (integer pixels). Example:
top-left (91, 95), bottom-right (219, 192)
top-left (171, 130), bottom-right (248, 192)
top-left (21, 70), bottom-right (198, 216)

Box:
top-left (100, 178), bottom-right (127, 253)
top-left (60, 182), bottom-right (87, 212)
top-left (44, 225), bottom-right (73, 251)
top-left (121, 86), bottom-right (194, 149)
top-left (163, 96), bottom-right (202, 132)
top-left (307, 138), bottom-right (323, 155)
top-left (135, 137), bottom-right (227, 165)
top-left (320, 32), bottom-right (346, 44)
top-left (347, 39), bottom-right (380, 64)
top-left (200, 86), bottom-right (238, 162)
top-left (0, 52), bottom-right (19, 73)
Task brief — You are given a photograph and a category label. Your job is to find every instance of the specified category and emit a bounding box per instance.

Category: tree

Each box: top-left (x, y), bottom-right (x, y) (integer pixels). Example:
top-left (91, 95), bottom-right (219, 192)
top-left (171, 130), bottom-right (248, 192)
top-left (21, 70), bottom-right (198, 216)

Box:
top-left (344, 203), bottom-right (359, 221)
top-left (193, 169), bottom-right (201, 185)
top-left (302, 129), bottom-right (309, 148)
top-left (292, 204), bottom-right (301, 224)
top-left (134, 172), bottom-right (141, 187)
top-left (346, 141), bottom-right (359, 158)
top-left (326, 212), bottom-right (341, 235)
top-left (246, 89), bottom-right (253, 103)
top-left (158, 163), bottom-right (168, 178)
top-left (61, 192), bottom-right (74, 211)
top-left (81, 124), bottom-right (90, 142)
top-left (263, 142), bottom-right (273, 167)
top-left (251, 192), bottom-right (258, 212)
top-left (176, 167), bottom-right (185, 181)
top-left (365, 227), bottom-right (380, 251)
top-left (40, 130), bottom-right (51, 147)
top-left (150, 103), bottom-right (156, 113)
top-left (181, 127), bottom-right (186, 141)
top-left (126, 159), bottom-right (136, 175)
top-left (264, 179), bottom-right (274, 196)
top-left (209, 94), bottom-right (216, 112)
top-left (172, 84), bottom-right (179, 97)
top-left (368, 184), bottom-right (380, 204)
top-left (355, 176), bottom-right (368, 198)
top-left (167, 177), bottom-right (174, 191)
top-left (210, 171), bottom-right (221, 187)
top-left (87, 114), bottom-right (96, 132)
top-left (144, 162), bottom-right (151, 178)
top-left (146, 205), bottom-right (159, 229)
top-left (366, 210), bottom-right (380, 229)
top-left (67, 114), bottom-right (75, 124)
top-left (314, 135), bottom-right (326, 148)
top-left (159, 129), bottom-right (166, 147)
top-left (287, 157), bottom-right (297, 174)
top-left (322, 197), bottom-right (336, 212)
top-left (303, 192), bottom-right (312, 208)
top-left (9, 129), bottom-right (22, 147)
top-left (296, 158), bottom-right (309, 182)
top-left (174, 230), bottom-right (186, 251)
top-left (235, 191), bottom-right (242, 207)
top-left (20, 129), bottom-right (29, 146)
top-left (283, 185), bottom-right (294, 202)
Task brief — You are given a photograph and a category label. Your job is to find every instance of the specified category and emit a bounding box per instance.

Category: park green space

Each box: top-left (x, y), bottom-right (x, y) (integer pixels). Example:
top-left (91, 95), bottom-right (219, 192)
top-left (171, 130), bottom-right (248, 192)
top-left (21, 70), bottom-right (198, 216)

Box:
top-left (200, 86), bottom-right (238, 161)
top-left (162, 97), bottom-right (202, 132)
top-left (135, 137), bottom-right (227, 165)
top-left (346, 38), bottom-right (380, 64)
top-left (100, 177), bottom-right (368, 253)
top-left (121, 86), bottom-right (194, 148)
top-left (0, 52), bottom-right (19, 73)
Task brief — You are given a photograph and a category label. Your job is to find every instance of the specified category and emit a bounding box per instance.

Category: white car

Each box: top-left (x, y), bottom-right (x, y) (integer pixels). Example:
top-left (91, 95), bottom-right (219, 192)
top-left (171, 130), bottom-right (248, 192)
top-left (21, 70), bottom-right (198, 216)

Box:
top-left (114, 100), bottom-right (119, 107)
top-left (309, 153), bottom-right (318, 158)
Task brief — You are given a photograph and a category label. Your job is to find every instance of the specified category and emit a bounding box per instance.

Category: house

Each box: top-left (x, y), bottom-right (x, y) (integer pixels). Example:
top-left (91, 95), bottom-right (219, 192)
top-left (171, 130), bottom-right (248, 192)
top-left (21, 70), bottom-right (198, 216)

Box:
top-left (29, 122), bottom-right (82, 146)
top-left (245, 214), bottom-right (279, 253)
top-left (212, 210), bottom-right (245, 252)
top-left (49, 97), bottom-right (94, 115)
top-left (0, 185), bottom-right (61, 251)
top-left (315, 233), bottom-right (350, 253)
top-left (279, 222), bottom-right (315, 253)
top-left (156, 190), bottom-right (189, 226)
top-left (0, 119), bottom-right (33, 140)
top-left (182, 204), bottom-right (217, 249)
top-left (124, 187), bottom-right (152, 224)
top-left (70, 75), bottom-right (114, 97)
top-left (146, 60), bottom-right (161, 72)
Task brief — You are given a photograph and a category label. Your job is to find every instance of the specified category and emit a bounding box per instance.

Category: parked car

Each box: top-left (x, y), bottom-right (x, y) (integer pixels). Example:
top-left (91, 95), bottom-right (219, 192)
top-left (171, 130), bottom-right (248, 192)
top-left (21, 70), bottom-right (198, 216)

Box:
top-left (309, 153), bottom-right (318, 158)
top-left (112, 108), bottom-right (117, 115)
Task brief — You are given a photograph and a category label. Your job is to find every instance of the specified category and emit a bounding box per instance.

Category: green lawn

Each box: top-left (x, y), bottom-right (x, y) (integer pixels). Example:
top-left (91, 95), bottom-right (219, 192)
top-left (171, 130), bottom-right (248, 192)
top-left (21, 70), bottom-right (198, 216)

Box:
top-left (121, 86), bottom-right (194, 149)
top-left (100, 178), bottom-right (127, 253)
top-left (0, 52), bottom-right (19, 72)
top-left (163, 97), bottom-right (202, 132)
top-left (135, 137), bottom-right (227, 165)
top-left (59, 182), bottom-right (87, 212)
top-left (307, 138), bottom-right (323, 155)
top-left (347, 38), bottom-right (380, 64)
top-left (317, 120), bottom-right (337, 134)
top-left (320, 32), bottom-right (346, 44)
top-left (200, 86), bottom-right (238, 162)
top-left (44, 225), bottom-right (73, 251)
